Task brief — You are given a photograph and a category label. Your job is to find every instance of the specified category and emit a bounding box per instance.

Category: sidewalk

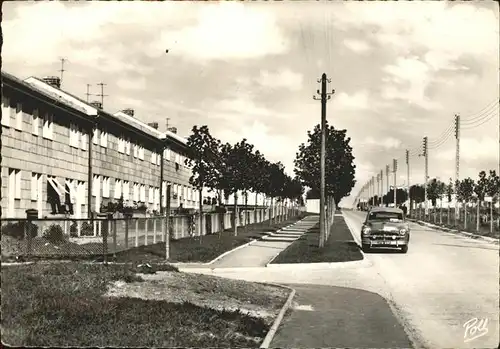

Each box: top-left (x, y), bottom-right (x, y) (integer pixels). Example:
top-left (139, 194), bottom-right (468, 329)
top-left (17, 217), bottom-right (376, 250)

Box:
top-left (176, 216), bottom-right (319, 269)
top-left (270, 284), bottom-right (412, 348)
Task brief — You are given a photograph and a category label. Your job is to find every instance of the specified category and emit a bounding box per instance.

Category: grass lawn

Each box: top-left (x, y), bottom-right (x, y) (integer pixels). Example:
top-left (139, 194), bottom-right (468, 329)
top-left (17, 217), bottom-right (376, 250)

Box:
top-left (1, 262), bottom-right (289, 347)
top-left (270, 213), bottom-right (364, 264)
top-left (110, 216), bottom-right (306, 263)
top-left (409, 218), bottom-right (500, 239)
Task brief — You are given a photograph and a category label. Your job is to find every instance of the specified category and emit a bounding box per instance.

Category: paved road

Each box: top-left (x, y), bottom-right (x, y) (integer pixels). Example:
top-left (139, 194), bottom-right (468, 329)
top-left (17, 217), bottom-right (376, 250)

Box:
top-left (180, 210), bottom-right (499, 349)
top-left (343, 210), bottom-right (499, 349)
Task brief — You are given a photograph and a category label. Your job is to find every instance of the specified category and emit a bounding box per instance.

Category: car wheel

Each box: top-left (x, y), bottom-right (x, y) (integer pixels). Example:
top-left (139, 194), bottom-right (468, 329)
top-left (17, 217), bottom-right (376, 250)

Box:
top-left (361, 244), bottom-right (370, 253)
top-left (400, 245), bottom-right (408, 254)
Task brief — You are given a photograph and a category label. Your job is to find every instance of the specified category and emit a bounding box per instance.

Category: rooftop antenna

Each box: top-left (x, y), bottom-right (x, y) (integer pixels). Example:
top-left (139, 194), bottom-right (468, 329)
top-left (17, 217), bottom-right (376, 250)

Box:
top-left (59, 58), bottom-right (67, 87)
top-left (96, 82), bottom-right (109, 108)
top-left (85, 84), bottom-right (92, 102)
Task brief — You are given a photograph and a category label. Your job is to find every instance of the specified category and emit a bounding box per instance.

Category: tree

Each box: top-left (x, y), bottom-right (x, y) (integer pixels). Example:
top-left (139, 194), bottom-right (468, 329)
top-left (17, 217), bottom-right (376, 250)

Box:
top-left (294, 122), bottom-right (356, 206)
top-left (426, 178), bottom-right (441, 208)
top-left (474, 171), bottom-right (488, 232)
top-left (185, 125), bottom-right (221, 242)
top-left (217, 139), bottom-right (255, 236)
top-left (456, 178), bottom-right (475, 230)
top-left (436, 180), bottom-right (446, 224)
top-left (263, 161), bottom-right (287, 224)
top-left (486, 170), bottom-right (500, 233)
top-left (445, 178), bottom-right (454, 224)
top-left (384, 188), bottom-right (408, 205)
top-left (409, 184), bottom-right (425, 208)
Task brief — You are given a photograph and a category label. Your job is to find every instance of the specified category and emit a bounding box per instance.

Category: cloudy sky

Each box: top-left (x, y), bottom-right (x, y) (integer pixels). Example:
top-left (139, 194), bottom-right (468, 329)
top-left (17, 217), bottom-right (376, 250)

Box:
top-left (3, 1), bottom-right (499, 207)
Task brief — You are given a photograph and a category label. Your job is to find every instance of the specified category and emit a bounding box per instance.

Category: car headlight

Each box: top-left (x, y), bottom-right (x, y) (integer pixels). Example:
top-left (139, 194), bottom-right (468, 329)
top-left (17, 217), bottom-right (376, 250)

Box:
top-left (362, 227), bottom-right (371, 235)
top-left (399, 229), bottom-right (407, 235)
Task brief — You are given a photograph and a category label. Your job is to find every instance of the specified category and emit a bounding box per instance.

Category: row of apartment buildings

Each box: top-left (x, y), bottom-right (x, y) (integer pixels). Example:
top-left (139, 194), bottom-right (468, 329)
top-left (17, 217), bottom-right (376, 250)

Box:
top-left (1, 71), bottom-right (266, 219)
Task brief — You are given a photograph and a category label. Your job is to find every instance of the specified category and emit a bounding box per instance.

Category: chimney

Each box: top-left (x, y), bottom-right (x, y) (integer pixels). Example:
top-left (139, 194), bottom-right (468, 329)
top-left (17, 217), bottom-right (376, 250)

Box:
top-left (90, 101), bottom-right (102, 109)
top-left (167, 127), bottom-right (177, 134)
top-left (122, 108), bottom-right (134, 117)
top-left (42, 76), bottom-right (61, 89)
top-left (148, 122), bottom-right (159, 130)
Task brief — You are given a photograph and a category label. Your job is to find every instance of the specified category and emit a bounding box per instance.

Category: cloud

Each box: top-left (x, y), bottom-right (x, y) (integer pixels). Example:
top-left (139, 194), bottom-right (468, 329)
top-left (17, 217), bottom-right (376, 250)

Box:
top-left (381, 56), bottom-right (442, 110)
top-left (436, 137), bottom-right (498, 162)
top-left (256, 69), bottom-right (303, 91)
top-left (211, 95), bottom-right (291, 121)
top-left (343, 38), bottom-right (371, 53)
top-left (216, 121), bottom-right (295, 174)
top-left (116, 77), bottom-right (147, 91)
top-left (362, 136), bottom-right (402, 150)
top-left (333, 90), bottom-right (370, 111)
top-left (150, 2), bottom-right (290, 61)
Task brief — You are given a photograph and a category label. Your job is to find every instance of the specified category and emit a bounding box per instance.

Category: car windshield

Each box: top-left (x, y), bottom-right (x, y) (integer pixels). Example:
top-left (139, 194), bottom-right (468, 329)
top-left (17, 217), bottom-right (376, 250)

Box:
top-left (368, 212), bottom-right (403, 222)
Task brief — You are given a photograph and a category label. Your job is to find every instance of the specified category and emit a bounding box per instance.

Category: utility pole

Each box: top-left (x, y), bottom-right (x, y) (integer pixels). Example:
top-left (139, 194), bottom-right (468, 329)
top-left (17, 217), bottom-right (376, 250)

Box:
top-left (96, 83), bottom-right (108, 108)
top-left (377, 174), bottom-right (381, 206)
top-left (423, 136), bottom-right (429, 217)
top-left (393, 159), bottom-right (398, 206)
top-left (454, 114), bottom-right (460, 220)
top-left (59, 58), bottom-right (67, 87)
top-left (380, 170), bottom-right (384, 206)
top-left (386, 164), bottom-right (389, 207)
top-left (406, 149), bottom-right (410, 212)
top-left (85, 84), bottom-right (92, 103)
top-left (313, 73), bottom-right (335, 248)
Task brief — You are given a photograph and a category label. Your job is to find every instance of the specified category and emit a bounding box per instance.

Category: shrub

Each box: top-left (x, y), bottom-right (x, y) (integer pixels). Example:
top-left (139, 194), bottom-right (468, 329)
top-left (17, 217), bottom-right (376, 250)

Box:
top-left (2, 222), bottom-right (38, 240)
top-left (43, 224), bottom-right (66, 244)
top-left (81, 222), bottom-right (94, 236)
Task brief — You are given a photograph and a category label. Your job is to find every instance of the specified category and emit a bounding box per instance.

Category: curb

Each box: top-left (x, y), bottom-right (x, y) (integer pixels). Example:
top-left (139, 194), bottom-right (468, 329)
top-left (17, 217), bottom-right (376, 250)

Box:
top-left (408, 218), bottom-right (499, 244)
top-left (265, 258), bottom-right (371, 269)
top-left (259, 283), bottom-right (296, 349)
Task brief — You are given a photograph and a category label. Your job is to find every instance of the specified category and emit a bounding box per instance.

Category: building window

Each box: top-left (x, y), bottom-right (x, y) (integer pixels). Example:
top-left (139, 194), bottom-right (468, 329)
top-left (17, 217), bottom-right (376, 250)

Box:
top-left (42, 112), bottom-right (54, 140)
top-left (80, 126), bottom-right (87, 151)
top-left (148, 186), bottom-right (154, 204)
top-left (100, 129), bottom-right (108, 148)
top-left (118, 135), bottom-right (125, 154)
top-left (69, 123), bottom-right (79, 148)
top-left (133, 182), bottom-right (139, 202)
top-left (102, 176), bottom-right (110, 198)
top-left (1, 96), bottom-right (11, 127)
top-left (138, 146), bottom-right (144, 160)
top-left (114, 179), bottom-right (122, 199)
top-left (31, 173), bottom-right (43, 201)
top-left (163, 148), bottom-right (171, 161)
top-left (15, 102), bottom-right (23, 131)
top-left (156, 153), bottom-right (161, 166)
top-left (150, 151), bottom-right (156, 164)
top-left (123, 181), bottom-right (130, 201)
top-left (9, 168), bottom-right (22, 199)
top-left (125, 138), bottom-right (131, 155)
top-left (92, 174), bottom-right (100, 196)
top-left (140, 184), bottom-right (146, 202)
top-left (32, 109), bottom-right (39, 136)
top-left (93, 128), bottom-right (99, 144)
top-left (154, 188), bottom-right (160, 209)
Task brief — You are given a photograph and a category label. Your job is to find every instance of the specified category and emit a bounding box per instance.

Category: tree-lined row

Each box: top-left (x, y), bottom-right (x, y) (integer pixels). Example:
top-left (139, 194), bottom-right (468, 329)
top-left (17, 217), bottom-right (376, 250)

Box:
top-left (185, 125), bottom-right (305, 235)
top-left (365, 169), bottom-right (500, 233)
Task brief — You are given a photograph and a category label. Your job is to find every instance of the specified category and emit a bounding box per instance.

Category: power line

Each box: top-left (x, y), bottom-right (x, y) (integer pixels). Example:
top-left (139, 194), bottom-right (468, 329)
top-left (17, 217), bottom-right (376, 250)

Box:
top-left (428, 123), bottom-right (454, 145)
top-left (461, 99), bottom-right (499, 121)
top-left (461, 111), bottom-right (497, 129)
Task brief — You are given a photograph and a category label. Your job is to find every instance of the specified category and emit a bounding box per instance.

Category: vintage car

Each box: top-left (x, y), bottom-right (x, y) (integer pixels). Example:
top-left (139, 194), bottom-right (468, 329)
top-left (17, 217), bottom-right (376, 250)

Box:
top-left (360, 207), bottom-right (410, 253)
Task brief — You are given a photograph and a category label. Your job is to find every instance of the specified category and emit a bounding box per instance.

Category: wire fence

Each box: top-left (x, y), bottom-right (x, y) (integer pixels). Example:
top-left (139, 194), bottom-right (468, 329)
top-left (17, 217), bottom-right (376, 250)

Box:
top-left (408, 205), bottom-right (500, 238)
top-left (1, 206), bottom-right (305, 262)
